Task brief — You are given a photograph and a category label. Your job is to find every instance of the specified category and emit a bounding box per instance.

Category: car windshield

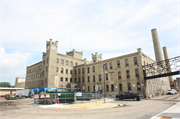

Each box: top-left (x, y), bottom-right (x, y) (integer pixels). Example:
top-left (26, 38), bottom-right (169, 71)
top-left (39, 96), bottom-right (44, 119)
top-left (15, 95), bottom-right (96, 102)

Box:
top-left (167, 90), bottom-right (172, 91)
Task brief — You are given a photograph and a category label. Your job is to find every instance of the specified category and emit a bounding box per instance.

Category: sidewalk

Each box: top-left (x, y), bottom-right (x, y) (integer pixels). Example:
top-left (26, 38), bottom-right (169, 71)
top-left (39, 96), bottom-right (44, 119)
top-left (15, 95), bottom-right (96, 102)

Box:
top-left (150, 102), bottom-right (180, 119)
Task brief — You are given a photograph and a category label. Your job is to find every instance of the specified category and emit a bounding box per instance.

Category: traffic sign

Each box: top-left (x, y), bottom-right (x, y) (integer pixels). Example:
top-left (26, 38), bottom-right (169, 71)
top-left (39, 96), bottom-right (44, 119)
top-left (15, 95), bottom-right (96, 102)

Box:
top-left (95, 85), bottom-right (98, 91)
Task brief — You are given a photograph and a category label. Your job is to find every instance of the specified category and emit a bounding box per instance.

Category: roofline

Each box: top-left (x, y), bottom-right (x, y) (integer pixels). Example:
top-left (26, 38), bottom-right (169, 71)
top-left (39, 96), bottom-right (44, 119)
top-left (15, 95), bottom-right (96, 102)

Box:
top-left (27, 61), bottom-right (42, 68)
top-left (74, 52), bottom-right (139, 67)
top-left (0, 88), bottom-right (25, 90)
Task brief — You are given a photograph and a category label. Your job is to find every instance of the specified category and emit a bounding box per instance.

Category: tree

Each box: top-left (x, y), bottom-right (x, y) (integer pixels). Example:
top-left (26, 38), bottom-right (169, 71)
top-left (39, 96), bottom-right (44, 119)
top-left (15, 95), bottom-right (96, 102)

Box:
top-left (0, 82), bottom-right (12, 87)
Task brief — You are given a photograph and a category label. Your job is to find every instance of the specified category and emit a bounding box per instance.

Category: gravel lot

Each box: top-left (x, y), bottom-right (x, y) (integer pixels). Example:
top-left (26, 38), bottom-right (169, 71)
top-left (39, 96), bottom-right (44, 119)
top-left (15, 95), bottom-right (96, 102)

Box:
top-left (0, 94), bottom-right (179, 119)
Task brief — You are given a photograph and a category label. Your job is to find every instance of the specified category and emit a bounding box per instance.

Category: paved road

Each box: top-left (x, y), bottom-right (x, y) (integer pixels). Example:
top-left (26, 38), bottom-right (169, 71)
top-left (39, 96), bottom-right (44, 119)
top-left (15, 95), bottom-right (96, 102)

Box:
top-left (0, 94), bottom-right (179, 119)
top-left (107, 94), bottom-right (180, 119)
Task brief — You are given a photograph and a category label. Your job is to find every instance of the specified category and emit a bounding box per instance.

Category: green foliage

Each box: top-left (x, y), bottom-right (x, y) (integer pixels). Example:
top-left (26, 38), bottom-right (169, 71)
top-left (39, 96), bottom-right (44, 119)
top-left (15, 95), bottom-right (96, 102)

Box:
top-left (0, 82), bottom-right (12, 87)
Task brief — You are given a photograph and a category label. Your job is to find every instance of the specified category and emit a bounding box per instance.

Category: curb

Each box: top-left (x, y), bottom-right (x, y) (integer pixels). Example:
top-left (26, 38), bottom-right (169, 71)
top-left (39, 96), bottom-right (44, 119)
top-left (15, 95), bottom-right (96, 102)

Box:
top-left (36, 103), bottom-right (123, 110)
top-left (150, 102), bottom-right (178, 119)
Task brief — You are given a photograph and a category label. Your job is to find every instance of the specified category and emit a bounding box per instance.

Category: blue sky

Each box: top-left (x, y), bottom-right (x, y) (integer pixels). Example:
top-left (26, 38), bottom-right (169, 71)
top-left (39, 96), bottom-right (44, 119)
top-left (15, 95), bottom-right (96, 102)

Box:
top-left (0, 0), bottom-right (179, 85)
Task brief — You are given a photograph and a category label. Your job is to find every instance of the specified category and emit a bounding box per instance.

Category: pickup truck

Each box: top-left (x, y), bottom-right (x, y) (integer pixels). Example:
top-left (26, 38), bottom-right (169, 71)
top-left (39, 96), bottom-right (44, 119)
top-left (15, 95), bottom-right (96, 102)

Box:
top-left (116, 91), bottom-right (142, 101)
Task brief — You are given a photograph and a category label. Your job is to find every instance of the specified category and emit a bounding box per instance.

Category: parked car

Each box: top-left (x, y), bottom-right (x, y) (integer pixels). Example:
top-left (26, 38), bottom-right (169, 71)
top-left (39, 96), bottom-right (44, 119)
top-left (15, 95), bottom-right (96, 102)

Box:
top-left (167, 89), bottom-right (175, 95)
top-left (0, 95), bottom-right (5, 98)
top-left (116, 91), bottom-right (142, 101)
top-left (172, 89), bottom-right (178, 94)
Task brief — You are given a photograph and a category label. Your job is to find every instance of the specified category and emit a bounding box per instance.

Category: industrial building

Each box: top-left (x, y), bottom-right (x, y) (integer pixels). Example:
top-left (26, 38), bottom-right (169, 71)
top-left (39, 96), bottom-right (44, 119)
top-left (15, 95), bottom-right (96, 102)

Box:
top-left (25, 29), bottom-right (171, 96)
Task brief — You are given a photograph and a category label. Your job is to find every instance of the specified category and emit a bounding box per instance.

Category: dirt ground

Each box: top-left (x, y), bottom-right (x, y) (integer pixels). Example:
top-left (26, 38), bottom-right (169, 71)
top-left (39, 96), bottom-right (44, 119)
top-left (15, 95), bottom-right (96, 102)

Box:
top-left (0, 94), bottom-right (179, 119)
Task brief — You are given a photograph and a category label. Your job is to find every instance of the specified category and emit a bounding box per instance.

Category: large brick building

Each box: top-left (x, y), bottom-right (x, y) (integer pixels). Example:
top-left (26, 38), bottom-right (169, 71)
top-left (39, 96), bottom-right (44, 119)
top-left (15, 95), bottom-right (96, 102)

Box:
top-left (25, 39), bottom-right (170, 96)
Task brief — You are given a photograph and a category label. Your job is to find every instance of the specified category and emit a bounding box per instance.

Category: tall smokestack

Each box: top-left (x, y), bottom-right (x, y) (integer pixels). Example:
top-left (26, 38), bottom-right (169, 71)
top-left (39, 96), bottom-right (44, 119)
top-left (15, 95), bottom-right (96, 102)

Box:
top-left (163, 47), bottom-right (174, 82)
top-left (151, 28), bottom-right (164, 62)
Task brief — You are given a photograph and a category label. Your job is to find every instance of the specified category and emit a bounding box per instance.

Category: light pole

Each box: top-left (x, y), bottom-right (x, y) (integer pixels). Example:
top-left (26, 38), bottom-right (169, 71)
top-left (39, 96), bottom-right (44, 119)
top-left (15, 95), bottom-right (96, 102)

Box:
top-left (103, 64), bottom-right (107, 103)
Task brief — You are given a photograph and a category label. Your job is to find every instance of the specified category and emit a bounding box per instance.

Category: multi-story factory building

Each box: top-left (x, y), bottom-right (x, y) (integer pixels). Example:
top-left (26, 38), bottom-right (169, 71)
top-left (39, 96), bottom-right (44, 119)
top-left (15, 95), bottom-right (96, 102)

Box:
top-left (25, 38), bottom-right (170, 96)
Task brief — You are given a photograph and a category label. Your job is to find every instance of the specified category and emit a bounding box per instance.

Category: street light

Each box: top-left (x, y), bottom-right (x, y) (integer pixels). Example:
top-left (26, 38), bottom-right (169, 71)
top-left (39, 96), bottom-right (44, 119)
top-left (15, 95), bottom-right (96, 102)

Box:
top-left (103, 64), bottom-right (107, 103)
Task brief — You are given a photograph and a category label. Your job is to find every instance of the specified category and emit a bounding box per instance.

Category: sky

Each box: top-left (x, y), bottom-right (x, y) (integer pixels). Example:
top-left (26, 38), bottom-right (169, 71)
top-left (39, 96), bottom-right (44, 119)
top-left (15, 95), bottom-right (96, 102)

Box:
top-left (0, 0), bottom-right (179, 86)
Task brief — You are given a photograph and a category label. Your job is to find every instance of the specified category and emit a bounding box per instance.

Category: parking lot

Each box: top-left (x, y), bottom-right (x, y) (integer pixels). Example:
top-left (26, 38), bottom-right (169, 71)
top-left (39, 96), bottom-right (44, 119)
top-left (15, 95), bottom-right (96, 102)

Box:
top-left (0, 94), bottom-right (179, 119)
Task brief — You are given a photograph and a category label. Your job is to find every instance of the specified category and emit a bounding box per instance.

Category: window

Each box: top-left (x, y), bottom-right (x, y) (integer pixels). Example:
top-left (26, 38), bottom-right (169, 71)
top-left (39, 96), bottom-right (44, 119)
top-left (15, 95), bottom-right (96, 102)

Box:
top-left (94, 86), bottom-right (95, 91)
top-left (87, 67), bottom-right (90, 73)
top-left (66, 60), bottom-right (69, 65)
top-left (47, 58), bottom-right (48, 63)
top-left (70, 78), bottom-right (72, 82)
top-left (46, 67), bottom-right (48, 72)
top-left (106, 85), bottom-right (109, 92)
top-left (82, 77), bottom-right (84, 82)
top-left (119, 84), bottom-right (122, 91)
top-left (125, 59), bottom-right (129, 66)
top-left (88, 76), bottom-right (90, 82)
top-left (66, 69), bottom-right (68, 74)
top-left (70, 61), bottom-right (73, 66)
top-left (61, 68), bottom-right (63, 73)
top-left (56, 67), bottom-right (58, 72)
top-left (117, 61), bottom-right (120, 68)
top-left (61, 59), bottom-right (64, 64)
top-left (57, 58), bottom-right (59, 63)
top-left (137, 82), bottom-right (141, 91)
top-left (134, 57), bottom-right (137, 65)
top-left (110, 62), bottom-right (113, 69)
top-left (66, 78), bottom-right (68, 82)
top-left (76, 62), bottom-right (78, 66)
top-left (75, 70), bottom-right (77, 75)
top-left (128, 83), bottom-right (131, 91)
top-left (106, 73), bottom-right (108, 80)
top-left (126, 70), bottom-right (130, 78)
top-left (82, 68), bottom-right (84, 73)
top-left (78, 78), bottom-right (81, 83)
top-left (111, 85), bottom-right (114, 92)
top-left (43, 60), bottom-right (45, 64)
top-left (75, 78), bottom-right (77, 83)
top-left (135, 69), bottom-right (139, 77)
top-left (88, 86), bottom-right (90, 92)
top-left (118, 71), bottom-right (121, 79)
top-left (105, 63), bottom-right (108, 70)
top-left (99, 74), bottom-right (101, 81)
top-left (70, 69), bottom-right (72, 74)
top-left (61, 77), bottom-right (63, 82)
top-left (78, 69), bottom-right (81, 74)
top-left (94, 60), bottom-right (96, 62)
top-left (93, 66), bottom-right (95, 72)
top-left (93, 75), bottom-right (95, 82)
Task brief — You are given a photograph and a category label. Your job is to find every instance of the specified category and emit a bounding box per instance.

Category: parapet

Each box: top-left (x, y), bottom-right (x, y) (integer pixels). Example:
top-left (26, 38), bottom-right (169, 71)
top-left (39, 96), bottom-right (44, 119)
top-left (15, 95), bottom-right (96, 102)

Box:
top-left (66, 49), bottom-right (83, 59)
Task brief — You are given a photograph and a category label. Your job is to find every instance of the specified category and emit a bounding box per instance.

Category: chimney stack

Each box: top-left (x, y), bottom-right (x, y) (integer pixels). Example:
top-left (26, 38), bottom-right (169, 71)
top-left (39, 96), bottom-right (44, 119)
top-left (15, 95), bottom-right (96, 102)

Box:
top-left (163, 47), bottom-right (174, 82)
top-left (151, 28), bottom-right (164, 62)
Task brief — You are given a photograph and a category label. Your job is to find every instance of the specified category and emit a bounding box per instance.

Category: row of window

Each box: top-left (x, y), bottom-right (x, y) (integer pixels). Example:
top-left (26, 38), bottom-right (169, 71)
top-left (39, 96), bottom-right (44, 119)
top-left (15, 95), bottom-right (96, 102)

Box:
top-left (56, 67), bottom-right (73, 74)
top-left (87, 82), bottom-right (141, 92)
top-left (104, 57), bottom-right (138, 70)
top-left (74, 69), bottom-right (139, 82)
top-left (27, 72), bottom-right (43, 80)
top-left (74, 57), bottom-right (138, 74)
top-left (43, 58), bottom-right (79, 66)
top-left (26, 79), bottom-right (46, 86)
top-left (74, 69), bottom-right (139, 83)
top-left (27, 65), bottom-right (42, 74)
top-left (27, 68), bottom-right (139, 81)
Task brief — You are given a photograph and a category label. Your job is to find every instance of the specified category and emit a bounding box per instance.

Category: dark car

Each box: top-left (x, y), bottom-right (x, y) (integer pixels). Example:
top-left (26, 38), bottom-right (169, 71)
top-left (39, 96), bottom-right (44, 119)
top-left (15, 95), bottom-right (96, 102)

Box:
top-left (116, 91), bottom-right (141, 101)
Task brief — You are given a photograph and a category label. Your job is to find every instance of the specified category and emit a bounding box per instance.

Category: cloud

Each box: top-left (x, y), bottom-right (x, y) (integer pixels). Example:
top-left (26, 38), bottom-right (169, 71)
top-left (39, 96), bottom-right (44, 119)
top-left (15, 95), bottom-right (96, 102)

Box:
top-left (0, 47), bottom-right (30, 85)
top-left (1, 1), bottom-right (179, 84)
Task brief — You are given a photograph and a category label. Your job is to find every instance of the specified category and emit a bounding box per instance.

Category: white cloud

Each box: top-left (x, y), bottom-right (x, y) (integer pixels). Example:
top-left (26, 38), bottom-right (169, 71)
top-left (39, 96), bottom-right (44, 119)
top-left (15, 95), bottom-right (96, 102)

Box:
top-left (1, 1), bottom-right (179, 84)
top-left (0, 47), bottom-right (30, 85)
